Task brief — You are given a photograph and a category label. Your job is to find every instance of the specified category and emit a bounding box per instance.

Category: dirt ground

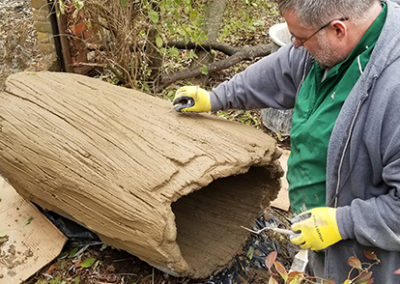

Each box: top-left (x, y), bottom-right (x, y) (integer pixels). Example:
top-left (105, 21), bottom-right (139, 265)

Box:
top-left (1, 1), bottom-right (294, 283)
top-left (0, 0), bottom-right (38, 89)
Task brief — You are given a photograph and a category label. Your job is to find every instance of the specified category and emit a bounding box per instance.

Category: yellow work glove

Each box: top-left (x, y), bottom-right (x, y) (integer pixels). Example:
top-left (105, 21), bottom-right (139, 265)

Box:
top-left (290, 207), bottom-right (342, 251)
top-left (172, 86), bottom-right (211, 112)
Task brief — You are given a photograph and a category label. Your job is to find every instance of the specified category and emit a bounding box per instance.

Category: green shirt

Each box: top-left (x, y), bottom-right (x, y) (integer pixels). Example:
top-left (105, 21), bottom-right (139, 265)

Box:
top-left (287, 4), bottom-right (387, 214)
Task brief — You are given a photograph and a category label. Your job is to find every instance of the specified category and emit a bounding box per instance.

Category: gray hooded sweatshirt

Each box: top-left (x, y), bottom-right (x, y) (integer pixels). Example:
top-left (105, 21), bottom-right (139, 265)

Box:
top-left (210, 1), bottom-right (400, 282)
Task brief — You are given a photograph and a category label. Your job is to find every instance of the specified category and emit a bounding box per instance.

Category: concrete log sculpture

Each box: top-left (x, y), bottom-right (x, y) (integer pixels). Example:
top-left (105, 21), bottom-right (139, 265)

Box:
top-left (0, 72), bottom-right (282, 278)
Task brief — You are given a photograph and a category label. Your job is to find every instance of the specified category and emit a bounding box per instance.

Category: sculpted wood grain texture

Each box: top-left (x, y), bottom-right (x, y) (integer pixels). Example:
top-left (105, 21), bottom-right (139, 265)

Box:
top-left (0, 72), bottom-right (282, 278)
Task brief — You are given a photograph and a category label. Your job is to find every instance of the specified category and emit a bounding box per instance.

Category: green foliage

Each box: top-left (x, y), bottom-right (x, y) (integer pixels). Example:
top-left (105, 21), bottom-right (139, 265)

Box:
top-left (155, 34), bottom-right (163, 48)
top-left (217, 110), bottom-right (261, 128)
top-left (157, 0), bottom-right (281, 78)
top-left (158, 0), bottom-right (208, 44)
top-left (220, 0), bottom-right (279, 43)
top-left (58, 0), bottom-right (65, 14)
top-left (68, 247), bottom-right (79, 258)
top-left (246, 246), bottom-right (255, 260)
top-left (51, 0), bottom-right (281, 120)
top-left (80, 257), bottom-right (96, 268)
top-left (49, 0), bottom-right (84, 16)
top-left (201, 65), bottom-right (209, 75)
top-left (120, 0), bottom-right (128, 7)
top-left (73, 0), bottom-right (84, 10)
top-left (148, 10), bottom-right (159, 24)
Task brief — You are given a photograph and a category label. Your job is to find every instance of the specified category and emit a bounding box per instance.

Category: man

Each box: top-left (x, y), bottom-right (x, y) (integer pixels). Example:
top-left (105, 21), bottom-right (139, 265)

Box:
top-left (172, 0), bottom-right (400, 282)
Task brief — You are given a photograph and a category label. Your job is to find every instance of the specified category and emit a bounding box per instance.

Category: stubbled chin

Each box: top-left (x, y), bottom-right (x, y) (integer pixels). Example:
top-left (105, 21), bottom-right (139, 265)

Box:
top-left (310, 39), bottom-right (346, 69)
top-left (312, 52), bottom-right (344, 69)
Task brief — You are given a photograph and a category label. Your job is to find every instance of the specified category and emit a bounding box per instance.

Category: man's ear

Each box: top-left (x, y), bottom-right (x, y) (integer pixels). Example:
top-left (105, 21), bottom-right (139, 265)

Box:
top-left (331, 20), bottom-right (347, 39)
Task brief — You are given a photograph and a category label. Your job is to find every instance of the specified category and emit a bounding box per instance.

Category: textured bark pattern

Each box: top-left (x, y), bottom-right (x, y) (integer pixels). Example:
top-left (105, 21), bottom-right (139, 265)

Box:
top-left (204, 0), bottom-right (227, 42)
top-left (0, 72), bottom-right (282, 278)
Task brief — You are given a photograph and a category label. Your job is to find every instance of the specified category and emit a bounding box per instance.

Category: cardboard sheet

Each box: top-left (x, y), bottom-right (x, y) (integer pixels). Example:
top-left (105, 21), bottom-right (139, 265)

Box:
top-left (0, 176), bottom-right (66, 283)
top-left (270, 149), bottom-right (290, 211)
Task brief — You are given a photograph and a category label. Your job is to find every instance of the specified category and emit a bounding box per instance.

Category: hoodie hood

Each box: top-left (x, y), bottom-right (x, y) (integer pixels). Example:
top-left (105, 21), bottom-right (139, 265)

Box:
top-left (367, 0), bottom-right (400, 77)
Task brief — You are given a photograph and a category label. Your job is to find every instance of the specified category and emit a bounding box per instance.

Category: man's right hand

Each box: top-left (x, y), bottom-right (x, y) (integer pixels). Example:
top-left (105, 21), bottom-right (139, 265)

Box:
top-left (172, 86), bottom-right (211, 112)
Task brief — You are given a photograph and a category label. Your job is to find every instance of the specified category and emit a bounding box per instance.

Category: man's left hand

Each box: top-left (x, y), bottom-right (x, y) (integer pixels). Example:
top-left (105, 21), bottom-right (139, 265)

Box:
top-left (290, 207), bottom-right (342, 250)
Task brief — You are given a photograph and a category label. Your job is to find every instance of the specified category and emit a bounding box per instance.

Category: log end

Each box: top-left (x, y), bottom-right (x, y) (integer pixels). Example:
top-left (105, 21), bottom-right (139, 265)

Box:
top-left (170, 164), bottom-right (282, 278)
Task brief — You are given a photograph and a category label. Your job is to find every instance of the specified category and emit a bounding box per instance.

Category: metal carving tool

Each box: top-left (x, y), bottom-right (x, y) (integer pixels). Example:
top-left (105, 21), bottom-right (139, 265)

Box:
top-left (240, 225), bottom-right (308, 272)
top-left (240, 225), bottom-right (294, 236)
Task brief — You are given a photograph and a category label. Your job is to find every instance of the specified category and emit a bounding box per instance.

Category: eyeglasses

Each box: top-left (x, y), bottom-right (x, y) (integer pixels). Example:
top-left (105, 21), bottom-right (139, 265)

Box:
top-left (290, 17), bottom-right (349, 47)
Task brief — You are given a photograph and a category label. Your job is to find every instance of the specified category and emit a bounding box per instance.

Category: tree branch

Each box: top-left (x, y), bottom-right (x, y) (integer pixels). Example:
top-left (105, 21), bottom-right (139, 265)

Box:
top-left (156, 43), bottom-right (272, 92)
top-left (165, 40), bottom-right (240, 56)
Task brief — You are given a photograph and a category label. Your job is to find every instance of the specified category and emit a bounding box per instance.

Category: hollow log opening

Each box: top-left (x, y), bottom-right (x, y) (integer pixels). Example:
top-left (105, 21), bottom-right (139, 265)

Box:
top-left (172, 166), bottom-right (280, 277)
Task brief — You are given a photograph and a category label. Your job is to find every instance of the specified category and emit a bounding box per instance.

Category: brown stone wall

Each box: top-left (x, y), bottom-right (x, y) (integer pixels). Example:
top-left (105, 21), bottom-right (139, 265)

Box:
top-left (65, 9), bottom-right (92, 73)
top-left (30, 0), bottom-right (96, 73)
top-left (31, 0), bottom-right (59, 70)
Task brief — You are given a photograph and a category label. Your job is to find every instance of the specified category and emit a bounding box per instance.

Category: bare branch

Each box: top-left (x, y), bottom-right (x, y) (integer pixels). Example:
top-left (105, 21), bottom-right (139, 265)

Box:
top-left (165, 41), bottom-right (240, 56)
top-left (156, 43), bottom-right (273, 91)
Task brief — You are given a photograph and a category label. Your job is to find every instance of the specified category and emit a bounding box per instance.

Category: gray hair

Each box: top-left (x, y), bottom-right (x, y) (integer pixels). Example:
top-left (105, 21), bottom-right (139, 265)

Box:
top-left (275, 0), bottom-right (380, 27)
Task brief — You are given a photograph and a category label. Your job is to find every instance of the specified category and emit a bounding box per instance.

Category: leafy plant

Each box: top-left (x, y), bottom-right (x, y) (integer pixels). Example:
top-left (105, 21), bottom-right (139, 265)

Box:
top-left (49, 0), bottom-right (84, 16)
top-left (343, 250), bottom-right (380, 284)
top-left (217, 110), bottom-right (261, 128)
top-left (220, 0), bottom-right (280, 44)
top-left (265, 251), bottom-right (312, 284)
top-left (50, 0), bottom-right (282, 94)
top-left (265, 250), bottom-right (380, 284)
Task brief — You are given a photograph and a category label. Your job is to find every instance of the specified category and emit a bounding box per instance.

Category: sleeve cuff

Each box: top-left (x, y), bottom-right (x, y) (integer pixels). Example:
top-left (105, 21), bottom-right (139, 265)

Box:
top-left (336, 205), bottom-right (355, 240)
top-left (209, 91), bottom-right (221, 111)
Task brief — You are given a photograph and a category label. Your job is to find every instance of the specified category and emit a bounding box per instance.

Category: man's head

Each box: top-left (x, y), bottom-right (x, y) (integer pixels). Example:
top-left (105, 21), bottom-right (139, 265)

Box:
top-left (275, 0), bottom-right (381, 68)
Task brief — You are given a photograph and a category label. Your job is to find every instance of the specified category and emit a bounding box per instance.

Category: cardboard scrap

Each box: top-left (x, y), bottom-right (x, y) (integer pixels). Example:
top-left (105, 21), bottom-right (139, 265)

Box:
top-left (270, 148), bottom-right (290, 211)
top-left (0, 176), bottom-right (66, 283)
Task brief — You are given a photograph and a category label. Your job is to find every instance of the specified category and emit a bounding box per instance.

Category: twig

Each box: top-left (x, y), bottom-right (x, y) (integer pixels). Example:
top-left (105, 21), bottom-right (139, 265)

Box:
top-left (165, 40), bottom-right (239, 56)
top-left (156, 43), bottom-right (272, 91)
